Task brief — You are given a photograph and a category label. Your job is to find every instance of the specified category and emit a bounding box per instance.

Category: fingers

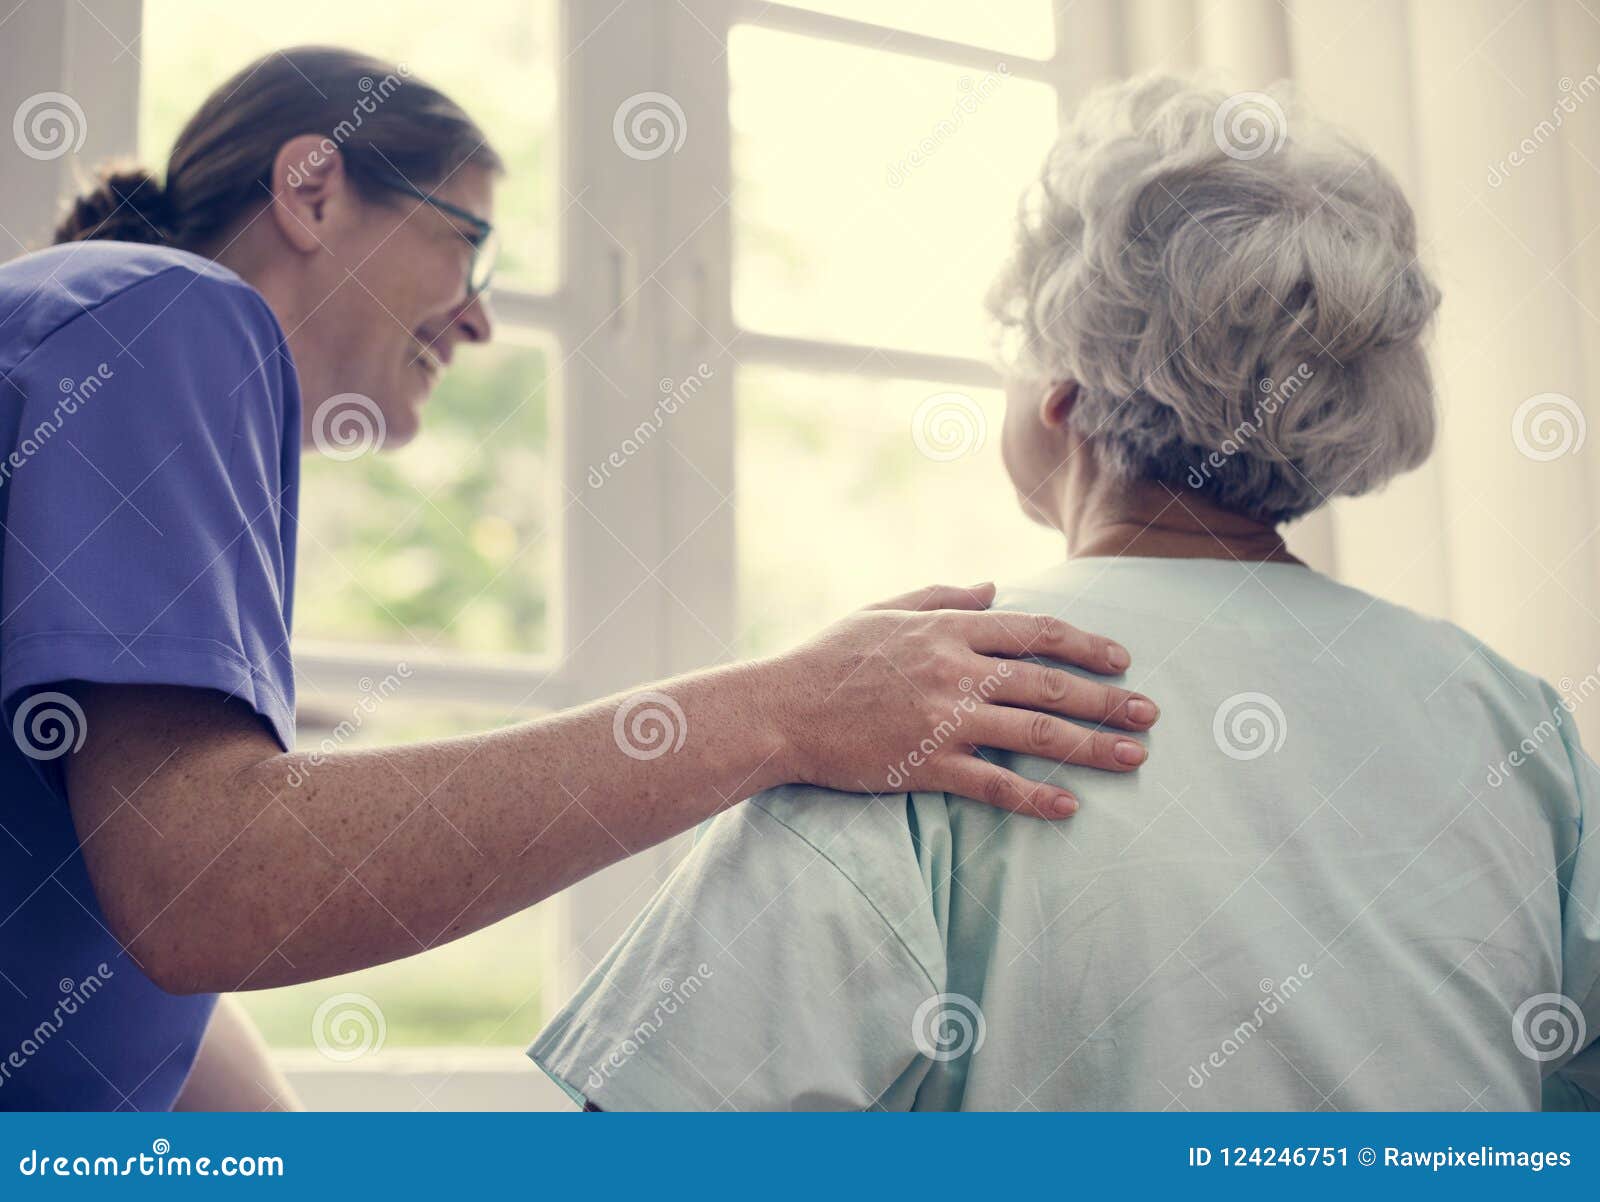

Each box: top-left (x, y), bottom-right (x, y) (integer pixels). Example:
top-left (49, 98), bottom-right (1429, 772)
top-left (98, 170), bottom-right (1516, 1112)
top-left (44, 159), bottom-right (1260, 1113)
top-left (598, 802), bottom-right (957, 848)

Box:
top-left (980, 658), bottom-right (1158, 731)
top-left (867, 581), bottom-right (996, 613)
top-left (939, 755), bottom-right (1080, 819)
top-left (960, 610), bottom-right (1130, 676)
top-left (976, 707), bottom-right (1148, 773)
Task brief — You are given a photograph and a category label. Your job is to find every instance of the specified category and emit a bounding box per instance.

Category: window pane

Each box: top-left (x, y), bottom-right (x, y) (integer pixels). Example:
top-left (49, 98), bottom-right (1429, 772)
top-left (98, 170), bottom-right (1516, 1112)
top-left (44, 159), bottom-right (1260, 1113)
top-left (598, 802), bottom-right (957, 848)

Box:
top-left (779, 0), bottom-right (1055, 58)
top-left (139, 0), bottom-right (558, 292)
top-left (730, 26), bottom-right (1057, 360)
top-left (295, 336), bottom-right (555, 659)
top-left (737, 366), bottom-right (1060, 657)
top-left (241, 698), bottom-right (546, 1048)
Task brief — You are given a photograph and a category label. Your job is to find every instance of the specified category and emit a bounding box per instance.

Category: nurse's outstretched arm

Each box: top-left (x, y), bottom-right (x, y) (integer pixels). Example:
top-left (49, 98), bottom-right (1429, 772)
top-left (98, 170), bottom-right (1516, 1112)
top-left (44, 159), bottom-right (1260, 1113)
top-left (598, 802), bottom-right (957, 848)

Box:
top-left (64, 582), bottom-right (1156, 994)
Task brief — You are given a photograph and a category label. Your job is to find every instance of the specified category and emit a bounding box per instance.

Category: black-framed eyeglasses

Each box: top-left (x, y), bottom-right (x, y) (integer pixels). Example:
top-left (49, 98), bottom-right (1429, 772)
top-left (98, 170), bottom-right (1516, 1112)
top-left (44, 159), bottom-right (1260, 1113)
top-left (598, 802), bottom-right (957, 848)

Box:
top-left (373, 176), bottom-right (498, 297)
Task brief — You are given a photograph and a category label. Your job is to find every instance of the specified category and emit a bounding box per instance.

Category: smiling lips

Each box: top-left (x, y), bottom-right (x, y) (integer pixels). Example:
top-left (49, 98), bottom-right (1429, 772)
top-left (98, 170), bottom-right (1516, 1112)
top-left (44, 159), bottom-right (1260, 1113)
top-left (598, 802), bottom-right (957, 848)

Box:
top-left (412, 339), bottom-right (445, 385)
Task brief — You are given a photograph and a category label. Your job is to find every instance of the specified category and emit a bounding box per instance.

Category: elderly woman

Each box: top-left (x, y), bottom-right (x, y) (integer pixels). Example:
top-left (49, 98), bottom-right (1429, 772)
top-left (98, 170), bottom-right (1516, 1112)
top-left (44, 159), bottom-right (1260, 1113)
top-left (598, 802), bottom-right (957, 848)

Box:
top-left (527, 75), bottom-right (1600, 1111)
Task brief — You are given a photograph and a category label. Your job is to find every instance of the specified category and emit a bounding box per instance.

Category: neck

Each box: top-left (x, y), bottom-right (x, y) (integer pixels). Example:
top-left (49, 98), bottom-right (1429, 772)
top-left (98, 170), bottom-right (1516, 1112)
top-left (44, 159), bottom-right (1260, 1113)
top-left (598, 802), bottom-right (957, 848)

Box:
top-left (1055, 475), bottom-right (1300, 566)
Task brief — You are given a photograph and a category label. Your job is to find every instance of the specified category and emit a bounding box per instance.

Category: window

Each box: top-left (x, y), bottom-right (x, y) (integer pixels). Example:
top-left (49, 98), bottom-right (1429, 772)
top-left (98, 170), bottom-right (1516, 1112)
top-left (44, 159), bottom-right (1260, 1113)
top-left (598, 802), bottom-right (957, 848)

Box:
top-left (110, 0), bottom-right (1100, 1091)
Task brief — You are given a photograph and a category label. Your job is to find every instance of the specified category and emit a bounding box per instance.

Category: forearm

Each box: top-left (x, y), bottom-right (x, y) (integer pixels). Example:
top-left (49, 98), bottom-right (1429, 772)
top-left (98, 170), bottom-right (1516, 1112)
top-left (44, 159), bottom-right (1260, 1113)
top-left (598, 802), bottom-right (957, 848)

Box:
top-left (123, 659), bottom-right (792, 991)
top-left (73, 586), bottom-right (1154, 994)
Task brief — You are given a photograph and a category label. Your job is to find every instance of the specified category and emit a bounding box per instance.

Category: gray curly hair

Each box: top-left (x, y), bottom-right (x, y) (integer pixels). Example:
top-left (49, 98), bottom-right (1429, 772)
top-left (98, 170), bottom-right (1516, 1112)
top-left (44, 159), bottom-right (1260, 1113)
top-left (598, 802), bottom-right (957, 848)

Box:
top-left (987, 74), bottom-right (1441, 525)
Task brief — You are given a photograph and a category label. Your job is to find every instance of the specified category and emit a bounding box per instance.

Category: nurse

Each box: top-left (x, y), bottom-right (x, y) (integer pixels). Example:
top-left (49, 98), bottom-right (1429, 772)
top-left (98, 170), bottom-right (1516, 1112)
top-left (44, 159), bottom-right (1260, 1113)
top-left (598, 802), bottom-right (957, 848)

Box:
top-left (0, 47), bottom-right (1157, 1111)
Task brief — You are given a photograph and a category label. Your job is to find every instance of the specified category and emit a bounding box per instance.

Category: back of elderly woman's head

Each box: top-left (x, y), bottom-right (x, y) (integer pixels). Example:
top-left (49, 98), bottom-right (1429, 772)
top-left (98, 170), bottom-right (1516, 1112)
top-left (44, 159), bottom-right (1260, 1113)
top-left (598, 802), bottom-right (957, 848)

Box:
top-left (989, 74), bottom-right (1440, 526)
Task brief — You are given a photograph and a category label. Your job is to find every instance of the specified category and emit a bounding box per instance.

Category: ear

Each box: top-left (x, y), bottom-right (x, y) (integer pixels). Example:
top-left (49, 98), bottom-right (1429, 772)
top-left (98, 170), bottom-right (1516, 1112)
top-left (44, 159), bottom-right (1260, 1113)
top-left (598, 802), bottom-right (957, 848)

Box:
top-left (1038, 380), bottom-right (1079, 430)
top-left (267, 134), bottom-right (355, 254)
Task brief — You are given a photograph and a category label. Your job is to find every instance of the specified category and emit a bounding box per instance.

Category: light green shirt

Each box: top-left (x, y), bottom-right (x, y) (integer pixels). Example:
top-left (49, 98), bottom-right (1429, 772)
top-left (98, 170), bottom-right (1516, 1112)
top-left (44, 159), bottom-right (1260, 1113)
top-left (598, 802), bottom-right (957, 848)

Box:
top-left (530, 557), bottom-right (1600, 1110)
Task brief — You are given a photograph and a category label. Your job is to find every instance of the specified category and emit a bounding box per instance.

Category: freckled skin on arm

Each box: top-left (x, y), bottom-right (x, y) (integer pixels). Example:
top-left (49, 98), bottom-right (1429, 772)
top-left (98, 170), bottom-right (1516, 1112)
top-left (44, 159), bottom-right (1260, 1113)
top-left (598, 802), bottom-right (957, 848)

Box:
top-left (62, 586), bottom-right (1157, 995)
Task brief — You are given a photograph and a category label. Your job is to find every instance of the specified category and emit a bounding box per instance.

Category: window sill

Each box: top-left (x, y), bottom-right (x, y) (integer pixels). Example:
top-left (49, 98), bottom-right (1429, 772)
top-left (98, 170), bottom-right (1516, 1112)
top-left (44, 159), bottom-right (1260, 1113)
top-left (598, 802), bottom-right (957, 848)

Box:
top-left (274, 1047), bottom-right (578, 1112)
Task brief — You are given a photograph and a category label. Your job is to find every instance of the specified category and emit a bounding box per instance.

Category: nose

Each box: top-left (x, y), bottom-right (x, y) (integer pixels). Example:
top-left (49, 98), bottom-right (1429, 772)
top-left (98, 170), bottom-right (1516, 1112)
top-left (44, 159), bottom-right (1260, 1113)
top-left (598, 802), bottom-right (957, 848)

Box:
top-left (458, 290), bottom-right (495, 345)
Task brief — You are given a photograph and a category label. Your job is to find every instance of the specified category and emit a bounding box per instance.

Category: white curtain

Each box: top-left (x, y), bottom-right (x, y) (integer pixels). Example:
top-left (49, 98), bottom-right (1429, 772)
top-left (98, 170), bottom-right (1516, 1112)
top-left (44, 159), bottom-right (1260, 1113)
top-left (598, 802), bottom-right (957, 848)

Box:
top-left (1108, 0), bottom-right (1600, 743)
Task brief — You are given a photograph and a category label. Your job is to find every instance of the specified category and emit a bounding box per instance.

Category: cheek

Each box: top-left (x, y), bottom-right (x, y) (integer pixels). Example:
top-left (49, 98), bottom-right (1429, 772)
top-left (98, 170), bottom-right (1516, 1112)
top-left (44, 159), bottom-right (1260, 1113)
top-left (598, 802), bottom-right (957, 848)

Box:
top-left (1000, 404), bottom-right (1038, 486)
top-left (354, 233), bottom-right (448, 327)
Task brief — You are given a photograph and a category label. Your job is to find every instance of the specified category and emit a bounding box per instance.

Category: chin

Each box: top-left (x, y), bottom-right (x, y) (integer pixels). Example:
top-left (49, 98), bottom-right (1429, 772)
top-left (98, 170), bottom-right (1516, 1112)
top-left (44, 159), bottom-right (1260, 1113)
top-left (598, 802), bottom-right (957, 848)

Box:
top-left (377, 394), bottom-right (425, 449)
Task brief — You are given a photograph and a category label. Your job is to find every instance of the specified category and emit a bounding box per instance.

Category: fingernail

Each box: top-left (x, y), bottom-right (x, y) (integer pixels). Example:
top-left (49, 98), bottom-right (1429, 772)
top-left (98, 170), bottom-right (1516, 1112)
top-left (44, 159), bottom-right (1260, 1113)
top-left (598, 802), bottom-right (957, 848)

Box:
top-left (1126, 697), bottom-right (1158, 725)
top-left (968, 581), bottom-right (994, 591)
top-left (1051, 792), bottom-right (1079, 817)
top-left (1106, 643), bottom-right (1131, 671)
top-left (1113, 739), bottom-right (1147, 766)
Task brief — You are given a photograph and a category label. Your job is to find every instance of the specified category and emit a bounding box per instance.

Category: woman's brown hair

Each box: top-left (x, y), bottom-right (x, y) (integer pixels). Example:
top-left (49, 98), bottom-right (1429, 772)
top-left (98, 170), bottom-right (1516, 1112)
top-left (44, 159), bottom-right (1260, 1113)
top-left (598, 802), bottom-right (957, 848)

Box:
top-left (53, 45), bottom-right (502, 249)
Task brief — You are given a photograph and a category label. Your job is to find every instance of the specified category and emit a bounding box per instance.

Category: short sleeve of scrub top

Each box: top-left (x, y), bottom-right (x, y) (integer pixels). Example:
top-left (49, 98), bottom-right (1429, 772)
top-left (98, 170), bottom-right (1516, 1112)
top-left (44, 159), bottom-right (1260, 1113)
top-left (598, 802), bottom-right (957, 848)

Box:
top-left (1, 250), bottom-right (301, 784)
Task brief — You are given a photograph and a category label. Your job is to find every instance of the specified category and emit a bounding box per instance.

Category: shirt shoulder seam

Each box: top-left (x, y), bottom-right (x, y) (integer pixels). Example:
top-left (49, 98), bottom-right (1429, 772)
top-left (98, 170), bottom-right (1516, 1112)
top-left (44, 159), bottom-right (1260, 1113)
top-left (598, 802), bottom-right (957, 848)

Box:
top-left (0, 261), bottom-right (269, 379)
top-left (746, 794), bottom-right (942, 993)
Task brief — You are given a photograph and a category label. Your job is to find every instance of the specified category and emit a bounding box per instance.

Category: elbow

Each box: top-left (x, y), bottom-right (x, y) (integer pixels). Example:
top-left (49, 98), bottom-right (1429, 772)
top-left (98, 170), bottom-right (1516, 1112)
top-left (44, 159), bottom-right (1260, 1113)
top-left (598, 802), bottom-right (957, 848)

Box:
top-left (86, 857), bottom-right (235, 996)
top-left (136, 941), bottom-right (221, 997)
top-left (108, 908), bottom-right (229, 997)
